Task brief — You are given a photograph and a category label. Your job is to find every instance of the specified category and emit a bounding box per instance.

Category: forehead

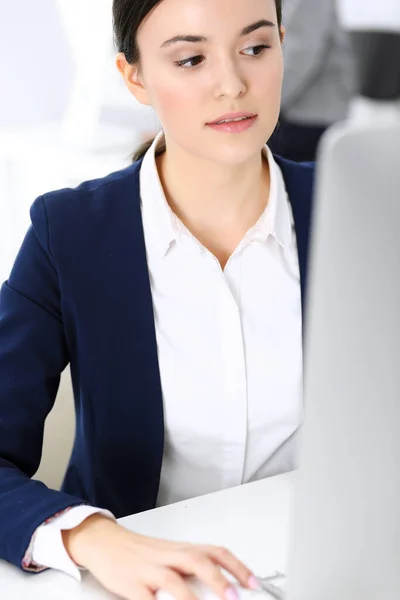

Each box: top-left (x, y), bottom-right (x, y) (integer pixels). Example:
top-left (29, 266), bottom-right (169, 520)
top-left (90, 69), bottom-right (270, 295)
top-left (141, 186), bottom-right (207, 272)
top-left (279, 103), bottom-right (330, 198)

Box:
top-left (138, 0), bottom-right (278, 41)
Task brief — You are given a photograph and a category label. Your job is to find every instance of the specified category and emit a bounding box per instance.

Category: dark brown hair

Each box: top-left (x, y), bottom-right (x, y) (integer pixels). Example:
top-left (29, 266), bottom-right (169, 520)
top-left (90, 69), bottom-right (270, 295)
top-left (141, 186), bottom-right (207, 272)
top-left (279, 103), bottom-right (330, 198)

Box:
top-left (112, 0), bottom-right (283, 161)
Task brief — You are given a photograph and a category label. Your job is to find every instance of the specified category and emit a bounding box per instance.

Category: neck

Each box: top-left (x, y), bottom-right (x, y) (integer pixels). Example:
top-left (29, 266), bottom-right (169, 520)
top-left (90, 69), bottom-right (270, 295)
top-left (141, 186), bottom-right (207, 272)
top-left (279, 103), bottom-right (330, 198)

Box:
top-left (156, 139), bottom-right (271, 242)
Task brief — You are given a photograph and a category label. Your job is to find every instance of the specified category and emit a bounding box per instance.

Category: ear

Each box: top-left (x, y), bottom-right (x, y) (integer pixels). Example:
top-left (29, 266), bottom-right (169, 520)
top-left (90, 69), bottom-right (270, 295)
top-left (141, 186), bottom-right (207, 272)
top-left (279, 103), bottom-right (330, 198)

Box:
top-left (115, 52), bottom-right (151, 106)
top-left (279, 25), bottom-right (285, 44)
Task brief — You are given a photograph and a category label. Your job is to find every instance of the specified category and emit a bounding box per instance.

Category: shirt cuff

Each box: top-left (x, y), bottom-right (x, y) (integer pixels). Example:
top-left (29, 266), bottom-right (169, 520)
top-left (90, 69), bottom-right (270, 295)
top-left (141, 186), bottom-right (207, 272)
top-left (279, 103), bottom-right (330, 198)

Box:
top-left (30, 505), bottom-right (115, 580)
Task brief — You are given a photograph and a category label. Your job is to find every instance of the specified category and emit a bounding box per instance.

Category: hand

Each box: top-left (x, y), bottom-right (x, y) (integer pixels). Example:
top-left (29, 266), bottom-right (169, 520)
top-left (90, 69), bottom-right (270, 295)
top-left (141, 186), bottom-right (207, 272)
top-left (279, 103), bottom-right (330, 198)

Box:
top-left (62, 514), bottom-right (259, 600)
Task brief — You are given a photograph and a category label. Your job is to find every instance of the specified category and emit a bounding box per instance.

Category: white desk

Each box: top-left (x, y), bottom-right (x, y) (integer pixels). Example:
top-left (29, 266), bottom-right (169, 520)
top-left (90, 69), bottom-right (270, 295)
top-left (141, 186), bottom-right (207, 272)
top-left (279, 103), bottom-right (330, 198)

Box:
top-left (0, 473), bottom-right (294, 600)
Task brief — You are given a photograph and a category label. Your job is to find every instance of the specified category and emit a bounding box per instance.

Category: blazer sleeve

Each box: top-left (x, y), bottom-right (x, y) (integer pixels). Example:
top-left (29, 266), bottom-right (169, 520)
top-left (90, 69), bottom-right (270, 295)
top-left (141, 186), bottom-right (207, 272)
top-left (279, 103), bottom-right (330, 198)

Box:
top-left (0, 196), bottom-right (89, 570)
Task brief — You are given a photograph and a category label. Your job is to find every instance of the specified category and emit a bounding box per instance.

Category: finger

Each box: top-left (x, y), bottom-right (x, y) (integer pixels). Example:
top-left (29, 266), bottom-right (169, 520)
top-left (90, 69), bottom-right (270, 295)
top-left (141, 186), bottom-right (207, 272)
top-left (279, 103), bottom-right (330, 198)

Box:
top-left (201, 546), bottom-right (256, 590)
top-left (148, 567), bottom-right (198, 600)
top-left (169, 550), bottom-right (238, 600)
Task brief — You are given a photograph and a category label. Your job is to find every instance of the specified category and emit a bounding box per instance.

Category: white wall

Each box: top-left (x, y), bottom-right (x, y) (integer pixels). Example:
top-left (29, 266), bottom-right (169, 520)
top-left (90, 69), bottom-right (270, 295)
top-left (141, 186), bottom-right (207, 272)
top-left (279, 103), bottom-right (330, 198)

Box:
top-left (0, 0), bottom-right (73, 127)
top-left (34, 369), bottom-right (76, 490)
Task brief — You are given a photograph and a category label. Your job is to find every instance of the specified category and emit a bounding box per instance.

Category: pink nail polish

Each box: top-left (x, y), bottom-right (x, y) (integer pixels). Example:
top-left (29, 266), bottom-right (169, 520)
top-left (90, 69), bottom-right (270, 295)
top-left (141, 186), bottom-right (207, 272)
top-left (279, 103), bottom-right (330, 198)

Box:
top-left (225, 586), bottom-right (239, 600)
top-left (248, 575), bottom-right (262, 590)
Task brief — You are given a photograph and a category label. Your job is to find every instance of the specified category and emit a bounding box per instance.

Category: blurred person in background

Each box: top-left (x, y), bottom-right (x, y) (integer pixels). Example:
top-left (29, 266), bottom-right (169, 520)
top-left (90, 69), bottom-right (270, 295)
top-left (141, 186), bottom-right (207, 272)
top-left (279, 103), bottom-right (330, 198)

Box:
top-left (268, 0), bottom-right (355, 162)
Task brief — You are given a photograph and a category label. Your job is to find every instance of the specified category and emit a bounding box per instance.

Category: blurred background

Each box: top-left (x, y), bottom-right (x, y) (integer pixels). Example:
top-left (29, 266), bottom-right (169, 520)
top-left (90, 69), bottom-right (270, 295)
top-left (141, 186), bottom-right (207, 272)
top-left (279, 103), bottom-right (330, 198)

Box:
top-left (0, 0), bottom-right (161, 284)
top-left (0, 0), bottom-right (355, 490)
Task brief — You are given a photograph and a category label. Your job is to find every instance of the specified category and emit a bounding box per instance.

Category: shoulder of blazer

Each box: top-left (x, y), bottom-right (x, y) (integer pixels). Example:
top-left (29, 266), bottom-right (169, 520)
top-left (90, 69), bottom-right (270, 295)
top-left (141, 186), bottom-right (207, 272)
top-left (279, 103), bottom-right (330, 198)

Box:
top-left (273, 154), bottom-right (316, 201)
top-left (29, 160), bottom-right (145, 259)
top-left (273, 155), bottom-right (316, 309)
top-left (273, 153), bottom-right (316, 239)
top-left (36, 160), bottom-right (143, 217)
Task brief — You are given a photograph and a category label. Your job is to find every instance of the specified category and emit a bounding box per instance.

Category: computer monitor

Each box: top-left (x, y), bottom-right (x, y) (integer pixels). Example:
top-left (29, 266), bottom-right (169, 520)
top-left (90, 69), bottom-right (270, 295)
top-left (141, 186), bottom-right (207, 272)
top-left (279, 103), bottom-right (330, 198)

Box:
top-left (285, 61), bottom-right (400, 600)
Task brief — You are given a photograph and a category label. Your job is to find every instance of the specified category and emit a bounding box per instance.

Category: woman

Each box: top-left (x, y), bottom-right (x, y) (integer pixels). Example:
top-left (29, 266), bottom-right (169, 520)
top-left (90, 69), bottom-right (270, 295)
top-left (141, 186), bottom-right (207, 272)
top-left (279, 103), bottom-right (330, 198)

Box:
top-left (0, 1), bottom-right (315, 599)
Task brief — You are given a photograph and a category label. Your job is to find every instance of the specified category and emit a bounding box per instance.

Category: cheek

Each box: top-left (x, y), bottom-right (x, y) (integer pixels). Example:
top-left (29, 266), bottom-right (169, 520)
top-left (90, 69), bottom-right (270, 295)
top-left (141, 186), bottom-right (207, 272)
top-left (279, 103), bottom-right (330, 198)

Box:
top-left (149, 76), bottom-right (201, 131)
top-left (254, 61), bottom-right (283, 103)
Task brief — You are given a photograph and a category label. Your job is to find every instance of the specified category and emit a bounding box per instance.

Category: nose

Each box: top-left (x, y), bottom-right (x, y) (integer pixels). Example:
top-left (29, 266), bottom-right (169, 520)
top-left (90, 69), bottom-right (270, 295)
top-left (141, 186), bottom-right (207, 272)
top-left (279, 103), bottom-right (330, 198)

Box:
top-left (214, 57), bottom-right (247, 99)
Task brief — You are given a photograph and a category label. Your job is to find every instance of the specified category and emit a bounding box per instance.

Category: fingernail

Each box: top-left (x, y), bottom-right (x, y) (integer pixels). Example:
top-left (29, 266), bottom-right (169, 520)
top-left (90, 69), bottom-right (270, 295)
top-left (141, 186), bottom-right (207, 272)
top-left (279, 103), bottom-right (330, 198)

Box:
top-left (248, 575), bottom-right (262, 590)
top-left (225, 586), bottom-right (239, 600)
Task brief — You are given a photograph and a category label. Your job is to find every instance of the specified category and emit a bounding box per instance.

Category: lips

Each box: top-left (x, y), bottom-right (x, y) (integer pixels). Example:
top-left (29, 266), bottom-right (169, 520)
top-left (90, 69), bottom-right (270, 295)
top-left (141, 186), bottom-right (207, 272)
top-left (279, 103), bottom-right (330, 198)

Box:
top-left (207, 112), bottom-right (257, 125)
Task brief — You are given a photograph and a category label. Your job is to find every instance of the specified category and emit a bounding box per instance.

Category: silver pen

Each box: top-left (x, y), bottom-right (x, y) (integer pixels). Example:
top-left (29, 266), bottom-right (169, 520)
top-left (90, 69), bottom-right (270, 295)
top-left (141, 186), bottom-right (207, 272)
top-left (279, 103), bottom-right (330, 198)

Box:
top-left (253, 572), bottom-right (286, 600)
top-left (256, 578), bottom-right (285, 600)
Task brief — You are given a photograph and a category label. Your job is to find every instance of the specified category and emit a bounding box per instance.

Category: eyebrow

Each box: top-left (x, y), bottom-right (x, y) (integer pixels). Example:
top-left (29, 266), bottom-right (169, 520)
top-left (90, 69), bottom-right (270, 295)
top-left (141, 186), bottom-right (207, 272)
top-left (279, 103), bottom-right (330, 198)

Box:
top-left (160, 19), bottom-right (276, 48)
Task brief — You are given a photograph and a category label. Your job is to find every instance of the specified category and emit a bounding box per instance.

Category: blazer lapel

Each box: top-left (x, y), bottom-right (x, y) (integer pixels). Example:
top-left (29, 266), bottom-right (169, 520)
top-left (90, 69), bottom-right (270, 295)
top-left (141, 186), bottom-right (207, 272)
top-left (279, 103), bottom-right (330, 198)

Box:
top-left (82, 159), bottom-right (165, 514)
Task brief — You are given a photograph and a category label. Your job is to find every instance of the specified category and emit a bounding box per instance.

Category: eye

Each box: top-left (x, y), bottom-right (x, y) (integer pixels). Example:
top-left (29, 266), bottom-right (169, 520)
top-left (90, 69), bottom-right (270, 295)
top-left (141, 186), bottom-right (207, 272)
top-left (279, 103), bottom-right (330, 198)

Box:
top-left (175, 55), bottom-right (205, 68)
top-left (242, 44), bottom-right (271, 57)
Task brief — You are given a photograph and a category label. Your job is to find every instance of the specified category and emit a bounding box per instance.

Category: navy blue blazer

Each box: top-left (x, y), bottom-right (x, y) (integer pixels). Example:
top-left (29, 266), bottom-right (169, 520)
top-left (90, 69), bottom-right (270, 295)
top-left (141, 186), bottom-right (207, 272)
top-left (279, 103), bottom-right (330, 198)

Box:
top-left (0, 156), bottom-right (315, 570)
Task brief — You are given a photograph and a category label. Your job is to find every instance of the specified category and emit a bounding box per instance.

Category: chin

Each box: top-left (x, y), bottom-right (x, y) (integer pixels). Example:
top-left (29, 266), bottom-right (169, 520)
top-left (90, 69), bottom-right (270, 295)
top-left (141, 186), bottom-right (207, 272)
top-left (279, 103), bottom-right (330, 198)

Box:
top-left (201, 125), bottom-right (271, 164)
top-left (206, 139), bottom-right (267, 166)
